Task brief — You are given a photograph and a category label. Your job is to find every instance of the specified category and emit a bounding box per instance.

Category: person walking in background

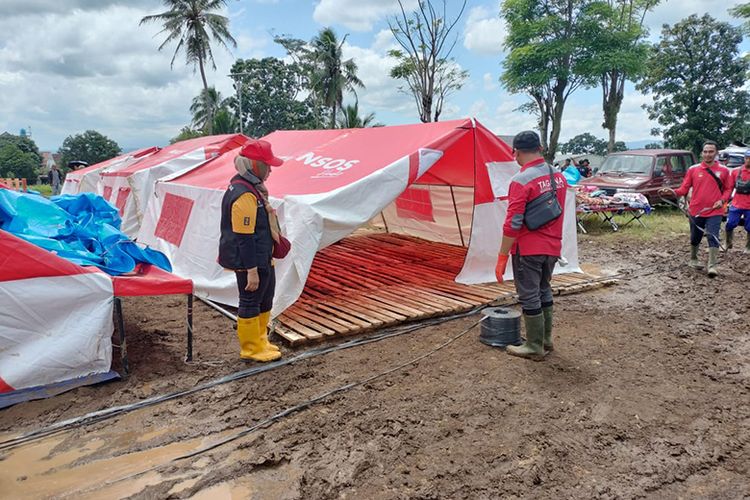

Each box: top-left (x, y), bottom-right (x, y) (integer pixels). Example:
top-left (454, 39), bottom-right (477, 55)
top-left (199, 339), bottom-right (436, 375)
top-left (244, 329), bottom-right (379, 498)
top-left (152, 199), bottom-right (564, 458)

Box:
top-left (495, 131), bottom-right (568, 361)
top-left (49, 164), bottom-right (61, 196)
top-left (726, 150), bottom-right (750, 253)
top-left (218, 140), bottom-right (284, 362)
top-left (659, 140), bottom-right (731, 277)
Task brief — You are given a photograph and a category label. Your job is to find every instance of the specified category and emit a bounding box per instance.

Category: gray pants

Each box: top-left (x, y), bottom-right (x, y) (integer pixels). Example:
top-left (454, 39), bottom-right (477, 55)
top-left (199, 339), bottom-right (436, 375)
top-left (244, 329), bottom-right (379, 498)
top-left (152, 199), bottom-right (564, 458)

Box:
top-left (512, 254), bottom-right (557, 315)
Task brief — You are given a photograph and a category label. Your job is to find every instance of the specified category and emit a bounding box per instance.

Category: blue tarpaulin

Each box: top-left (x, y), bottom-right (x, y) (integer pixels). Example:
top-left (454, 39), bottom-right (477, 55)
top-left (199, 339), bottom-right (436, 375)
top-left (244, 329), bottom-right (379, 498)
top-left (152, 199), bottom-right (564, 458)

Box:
top-left (0, 190), bottom-right (171, 275)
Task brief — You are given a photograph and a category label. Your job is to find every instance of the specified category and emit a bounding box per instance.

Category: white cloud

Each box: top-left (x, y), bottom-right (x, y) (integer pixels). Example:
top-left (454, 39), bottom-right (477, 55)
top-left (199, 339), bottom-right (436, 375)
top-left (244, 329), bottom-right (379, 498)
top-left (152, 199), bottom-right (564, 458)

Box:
top-left (645, 0), bottom-right (741, 40)
top-left (313, 0), bottom-right (418, 32)
top-left (483, 72), bottom-right (498, 91)
top-left (0, 3), bottom-right (267, 150)
top-left (463, 6), bottom-right (506, 55)
top-left (341, 43), bottom-right (412, 115)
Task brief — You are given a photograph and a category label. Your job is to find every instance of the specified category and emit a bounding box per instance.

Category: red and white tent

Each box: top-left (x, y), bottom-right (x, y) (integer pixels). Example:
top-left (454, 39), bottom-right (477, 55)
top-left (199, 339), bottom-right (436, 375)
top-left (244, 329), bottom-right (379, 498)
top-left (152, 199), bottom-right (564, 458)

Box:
top-left (0, 231), bottom-right (115, 400)
top-left (61, 146), bottom-right (160, 196)
top-left (138, 119), bottom-right (580, 315)
top-left (98, 134), bottom-right (249, 236)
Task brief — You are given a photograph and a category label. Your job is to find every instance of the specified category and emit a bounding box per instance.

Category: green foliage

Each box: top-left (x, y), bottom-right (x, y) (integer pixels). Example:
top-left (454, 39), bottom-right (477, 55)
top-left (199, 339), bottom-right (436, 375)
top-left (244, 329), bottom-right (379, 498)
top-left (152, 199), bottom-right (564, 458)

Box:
top-left (637, 14), bottom-right (750, 155)
top-left (58, 130), bottom-right (121, 170)
top-left (337, 102), bottom-right (382, 128)
top-left (501, 0), bottom-right (610, 161)
top-left (275, 28), bottom-right (364, 129)
top-left (140, 0), bottom-right (237, 92)
top-left (170, 126), bottom-right (205, 144)
top-left (211, 108), bottom-right (239, 134)
top-left (0, 132), bottom-right (42, 166)
top-left (28, 184), bottom-right (52, 197)
top-left (729, 2), bottom-right (750, 34)
top-left (0, 143), bottom-right (38, 180)
top-left (387, 0), bottom-right (468, 123)
top-left (644, 141), bottom-right (663, 149)
top-left (559, 133), bottom-right (626, 155)
top-left (190, 86), bottom-right (224, 133)
top-left (228, 57), bottom-right (319, 137)
top-left (590, 0), bottom-right (659, 152)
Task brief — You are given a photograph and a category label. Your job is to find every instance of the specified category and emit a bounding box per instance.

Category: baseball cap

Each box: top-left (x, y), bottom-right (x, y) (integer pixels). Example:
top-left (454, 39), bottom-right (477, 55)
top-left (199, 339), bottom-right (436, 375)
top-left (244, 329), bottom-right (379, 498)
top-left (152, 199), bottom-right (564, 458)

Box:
top-left (512, 130), bottom-right (541, 151)
top-left (239, 139), bottom-right (283, 167)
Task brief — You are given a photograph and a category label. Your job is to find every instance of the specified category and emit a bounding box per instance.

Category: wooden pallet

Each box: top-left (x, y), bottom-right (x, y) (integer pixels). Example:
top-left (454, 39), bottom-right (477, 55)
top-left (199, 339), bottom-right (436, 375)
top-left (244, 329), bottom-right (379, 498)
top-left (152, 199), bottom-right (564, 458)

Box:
top-left (275, 234), bottom-right (616, 345)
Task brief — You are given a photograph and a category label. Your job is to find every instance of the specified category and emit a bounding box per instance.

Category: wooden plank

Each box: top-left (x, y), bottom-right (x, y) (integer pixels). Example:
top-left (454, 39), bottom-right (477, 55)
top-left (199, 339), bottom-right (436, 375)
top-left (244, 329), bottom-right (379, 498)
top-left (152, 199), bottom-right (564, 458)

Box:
top-left (280, 308), bottom-right (339, 336)
top-left (302, 301), bottom-right (375, 328)
top-left (333, 296), bottom-right (404, 323)
top-left (288, 305), bottom-right (354, 335)
top-left (276, 315), bottom-right (327, 341)
top-left (274, 326), bottom-right (307, 345)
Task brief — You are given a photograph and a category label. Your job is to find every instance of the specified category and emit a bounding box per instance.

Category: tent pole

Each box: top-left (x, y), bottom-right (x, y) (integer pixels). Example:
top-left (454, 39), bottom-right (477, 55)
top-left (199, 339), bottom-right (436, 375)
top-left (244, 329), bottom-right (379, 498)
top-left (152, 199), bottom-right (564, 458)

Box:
top-left (450, 186), bottom-right (465, 247)
top-left (380, 211), bottom-right (389, 233)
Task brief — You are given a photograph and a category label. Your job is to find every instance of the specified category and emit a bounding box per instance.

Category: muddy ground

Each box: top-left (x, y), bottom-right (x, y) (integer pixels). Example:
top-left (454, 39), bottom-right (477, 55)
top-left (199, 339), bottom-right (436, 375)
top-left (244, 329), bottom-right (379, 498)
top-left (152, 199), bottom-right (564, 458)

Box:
top-left (1, 228), bottom-right (749, 499)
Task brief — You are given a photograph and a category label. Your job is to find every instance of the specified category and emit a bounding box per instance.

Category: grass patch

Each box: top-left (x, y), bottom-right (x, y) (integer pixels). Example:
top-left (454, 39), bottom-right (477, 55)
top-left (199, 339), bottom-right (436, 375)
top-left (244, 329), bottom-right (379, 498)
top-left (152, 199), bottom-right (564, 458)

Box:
top-left (27, 184), bottom-right (53, 197)
top-left (578, 205), bottom-right (690, 242)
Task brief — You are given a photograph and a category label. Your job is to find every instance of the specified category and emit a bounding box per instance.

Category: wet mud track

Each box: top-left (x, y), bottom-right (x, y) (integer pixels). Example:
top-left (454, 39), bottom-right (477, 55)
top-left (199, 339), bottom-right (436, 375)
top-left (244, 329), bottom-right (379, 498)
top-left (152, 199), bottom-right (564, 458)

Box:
top-left (1, 235), bottom-right (749, 499)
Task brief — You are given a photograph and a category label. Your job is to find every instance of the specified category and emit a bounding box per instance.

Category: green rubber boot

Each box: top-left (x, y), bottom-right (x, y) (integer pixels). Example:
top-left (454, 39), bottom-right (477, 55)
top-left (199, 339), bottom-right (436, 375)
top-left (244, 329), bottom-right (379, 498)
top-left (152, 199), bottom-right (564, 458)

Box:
top-left (688, 245), bottom-right (703, 269)
top-left (542, 305), bottom-right (554, 353)
top-left (707, 247), bottom-right (719, 277)
top-left (726, 230), bottom-right (734, 250)
top-left (507, 313), bottom-right (546, 361)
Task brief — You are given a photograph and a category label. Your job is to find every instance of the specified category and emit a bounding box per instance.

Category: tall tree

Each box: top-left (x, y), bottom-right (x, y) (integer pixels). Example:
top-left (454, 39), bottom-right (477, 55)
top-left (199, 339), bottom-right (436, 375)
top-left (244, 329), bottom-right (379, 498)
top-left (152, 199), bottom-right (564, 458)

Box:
top-left (228, 57), bottom-right (319, 137)
top-left (501, 0), bottom-right (607, 162)
top-left (0, 132), bottom-right (41, 167)
top-left (337, 102), bottom-right (382, 128)
top-left (190, 86), bottom-right (223, 133)
top-left (0, 144), bottom-right (38, 180)
top-left (309, 28), bottom-right (365, 129)
top-left (637, 14), bottom-right (750, 155)
top-left (388, 0), bottom-right (468, 123)
top-left (140, 0), bottom-right (237, 131)
top-left (58, 130), bottom-right (121, 170)
top-left (592, 0), bottom-right (658, 153)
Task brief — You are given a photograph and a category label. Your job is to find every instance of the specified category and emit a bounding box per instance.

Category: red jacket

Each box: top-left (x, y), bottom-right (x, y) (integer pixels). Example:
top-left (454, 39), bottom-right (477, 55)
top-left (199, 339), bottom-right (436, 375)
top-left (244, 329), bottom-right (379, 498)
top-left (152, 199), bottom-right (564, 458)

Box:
top-left (730, 167), bottom-right (750, 210)
top-left (673, 162), bottom-right (732, 217)
top-left (503, 158), bottom-right (568, 256)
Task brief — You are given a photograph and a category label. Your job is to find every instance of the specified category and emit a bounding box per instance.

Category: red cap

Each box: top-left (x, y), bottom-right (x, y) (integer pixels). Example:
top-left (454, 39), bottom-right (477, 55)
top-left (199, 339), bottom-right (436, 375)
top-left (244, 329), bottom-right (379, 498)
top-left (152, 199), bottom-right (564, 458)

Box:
top-left (239, 139), bottom-right (283, 167)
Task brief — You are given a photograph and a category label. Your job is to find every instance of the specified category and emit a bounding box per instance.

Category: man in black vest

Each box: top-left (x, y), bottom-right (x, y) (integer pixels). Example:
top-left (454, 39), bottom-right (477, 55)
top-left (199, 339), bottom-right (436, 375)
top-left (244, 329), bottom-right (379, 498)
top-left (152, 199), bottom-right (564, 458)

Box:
top-left (218, 140), bottom-right (283, 362)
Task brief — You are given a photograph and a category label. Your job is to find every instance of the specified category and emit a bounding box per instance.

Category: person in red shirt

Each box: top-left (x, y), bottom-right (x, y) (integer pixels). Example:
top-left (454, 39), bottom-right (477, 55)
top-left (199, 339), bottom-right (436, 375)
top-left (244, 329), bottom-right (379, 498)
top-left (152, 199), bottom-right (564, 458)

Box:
top-left (659, 140), bottom-right (731, 277)
top-left (496, 130), bottom-right (568, 361)
top-left (726, 151), bottom-right (750, 253)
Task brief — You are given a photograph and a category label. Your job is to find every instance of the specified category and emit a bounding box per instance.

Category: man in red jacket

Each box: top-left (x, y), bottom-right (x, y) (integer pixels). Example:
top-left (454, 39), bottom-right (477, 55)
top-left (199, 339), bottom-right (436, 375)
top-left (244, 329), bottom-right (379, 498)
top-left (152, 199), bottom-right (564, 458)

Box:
top-left (726, 150), bottom-right (750, 253)
top-left (495, 131), bottom-right (568, 361)
top-left (660, 140), bottom-right (731, 277)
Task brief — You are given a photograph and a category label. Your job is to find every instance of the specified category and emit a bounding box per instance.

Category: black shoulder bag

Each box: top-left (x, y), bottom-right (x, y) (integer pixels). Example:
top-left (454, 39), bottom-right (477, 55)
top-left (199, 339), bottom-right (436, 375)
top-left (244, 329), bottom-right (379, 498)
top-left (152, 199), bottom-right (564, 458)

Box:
top-left (704, 166), bottom-right (724, 193)
top-left (524, 165), bottom-right (563, 230)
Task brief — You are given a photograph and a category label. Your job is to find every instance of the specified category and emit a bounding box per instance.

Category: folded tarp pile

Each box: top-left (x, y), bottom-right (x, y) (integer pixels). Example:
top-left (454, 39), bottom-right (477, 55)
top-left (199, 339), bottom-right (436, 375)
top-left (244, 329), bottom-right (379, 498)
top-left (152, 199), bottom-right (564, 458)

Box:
top-left (0, 190), bottom-right (171, 275)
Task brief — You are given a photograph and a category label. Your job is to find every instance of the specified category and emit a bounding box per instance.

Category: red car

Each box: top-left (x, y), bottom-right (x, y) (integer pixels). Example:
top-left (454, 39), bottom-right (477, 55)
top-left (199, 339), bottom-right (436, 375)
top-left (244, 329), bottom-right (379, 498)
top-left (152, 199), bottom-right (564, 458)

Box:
top-left (579, 149), bottom-right (697, 204)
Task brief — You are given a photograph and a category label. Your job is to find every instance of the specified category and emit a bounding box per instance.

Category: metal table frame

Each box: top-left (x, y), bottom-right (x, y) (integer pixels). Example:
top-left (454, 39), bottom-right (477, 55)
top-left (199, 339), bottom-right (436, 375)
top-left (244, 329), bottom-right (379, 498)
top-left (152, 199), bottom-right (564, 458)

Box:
top-left (576, 205), bottom-right (647, 233)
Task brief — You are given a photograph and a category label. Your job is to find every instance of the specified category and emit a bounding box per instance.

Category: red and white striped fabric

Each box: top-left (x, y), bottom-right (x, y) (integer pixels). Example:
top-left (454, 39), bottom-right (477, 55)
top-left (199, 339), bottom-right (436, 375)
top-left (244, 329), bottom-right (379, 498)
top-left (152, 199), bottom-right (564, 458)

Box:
top-left (61, 146), bottom-right (160, 196)
top-left (137, 119), bottom-right (581, 315)
top-left (98, 134), bottom-right (248, 237)
top-left (0, 231), bottom-right (114, 395)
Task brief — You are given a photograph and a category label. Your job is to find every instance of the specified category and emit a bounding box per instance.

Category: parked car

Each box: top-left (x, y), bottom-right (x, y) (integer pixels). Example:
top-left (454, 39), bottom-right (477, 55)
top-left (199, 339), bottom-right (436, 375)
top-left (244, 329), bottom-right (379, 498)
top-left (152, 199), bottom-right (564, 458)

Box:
top-left (579, 149), bottom-right (697, 204)
top-left (718, 145), bottom-right (748, 169)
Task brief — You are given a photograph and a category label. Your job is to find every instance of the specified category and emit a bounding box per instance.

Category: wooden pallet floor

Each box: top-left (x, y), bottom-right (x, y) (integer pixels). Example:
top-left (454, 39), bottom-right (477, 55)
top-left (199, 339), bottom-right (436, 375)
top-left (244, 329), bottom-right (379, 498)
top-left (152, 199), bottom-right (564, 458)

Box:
top-left (275, 233), bottom-right (616, 345)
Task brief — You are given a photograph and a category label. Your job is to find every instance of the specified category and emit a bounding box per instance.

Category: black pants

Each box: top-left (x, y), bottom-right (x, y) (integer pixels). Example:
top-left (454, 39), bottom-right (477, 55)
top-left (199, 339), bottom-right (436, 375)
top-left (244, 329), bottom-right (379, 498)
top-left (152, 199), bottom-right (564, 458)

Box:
top-left (511, 254), bottom-right (557, 316)
top-left (690, 215), bottom-right (722, 248)
top-left (235, 267), bottom-right (275, 318)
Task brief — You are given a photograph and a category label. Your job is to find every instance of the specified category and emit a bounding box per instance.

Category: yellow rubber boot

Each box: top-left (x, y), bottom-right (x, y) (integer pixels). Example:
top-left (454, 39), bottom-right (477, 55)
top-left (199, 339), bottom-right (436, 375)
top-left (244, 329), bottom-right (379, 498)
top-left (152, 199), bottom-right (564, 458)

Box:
top-left (236, 317), bottom-right (282, 362)
top-left (258, 311), bottom-right (281, 352)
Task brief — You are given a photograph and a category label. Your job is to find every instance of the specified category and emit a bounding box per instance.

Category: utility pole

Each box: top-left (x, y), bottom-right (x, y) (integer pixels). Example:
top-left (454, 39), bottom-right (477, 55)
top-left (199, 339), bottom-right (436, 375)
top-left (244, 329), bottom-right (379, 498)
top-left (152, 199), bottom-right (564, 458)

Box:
top-left (228, 72), bottom-right (259, 136)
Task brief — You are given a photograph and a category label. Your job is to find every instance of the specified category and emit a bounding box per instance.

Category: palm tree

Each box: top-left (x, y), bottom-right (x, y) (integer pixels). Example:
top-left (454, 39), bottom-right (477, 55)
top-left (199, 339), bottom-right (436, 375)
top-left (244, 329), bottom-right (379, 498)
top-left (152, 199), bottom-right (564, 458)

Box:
top-left (337, 102), bottom-right (380, 128)
top-left (190, 87), bottom-right (223, 133)
top-left (140, 0), bottom-right (237, 96)
top-left (309, 27), bottom-right (365, 129)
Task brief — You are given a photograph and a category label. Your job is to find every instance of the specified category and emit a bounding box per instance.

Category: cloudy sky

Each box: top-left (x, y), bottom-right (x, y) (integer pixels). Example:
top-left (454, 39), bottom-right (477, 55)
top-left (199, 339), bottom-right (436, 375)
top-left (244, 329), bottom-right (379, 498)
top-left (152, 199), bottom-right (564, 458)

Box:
top-left (0, 0), bottom-right (745, 152)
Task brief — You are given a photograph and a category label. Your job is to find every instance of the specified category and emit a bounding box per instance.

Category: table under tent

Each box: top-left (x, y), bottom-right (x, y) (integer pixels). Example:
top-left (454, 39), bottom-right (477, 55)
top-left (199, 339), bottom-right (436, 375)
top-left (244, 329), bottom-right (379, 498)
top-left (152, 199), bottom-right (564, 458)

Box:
top-left (137, 119), bottom-right (610, 344)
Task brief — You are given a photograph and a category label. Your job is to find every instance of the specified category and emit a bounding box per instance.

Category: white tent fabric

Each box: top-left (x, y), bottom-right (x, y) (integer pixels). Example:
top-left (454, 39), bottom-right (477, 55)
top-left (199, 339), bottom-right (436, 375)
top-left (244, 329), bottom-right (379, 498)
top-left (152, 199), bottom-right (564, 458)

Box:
top-left (0, 231), bottom-right (114, 396)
